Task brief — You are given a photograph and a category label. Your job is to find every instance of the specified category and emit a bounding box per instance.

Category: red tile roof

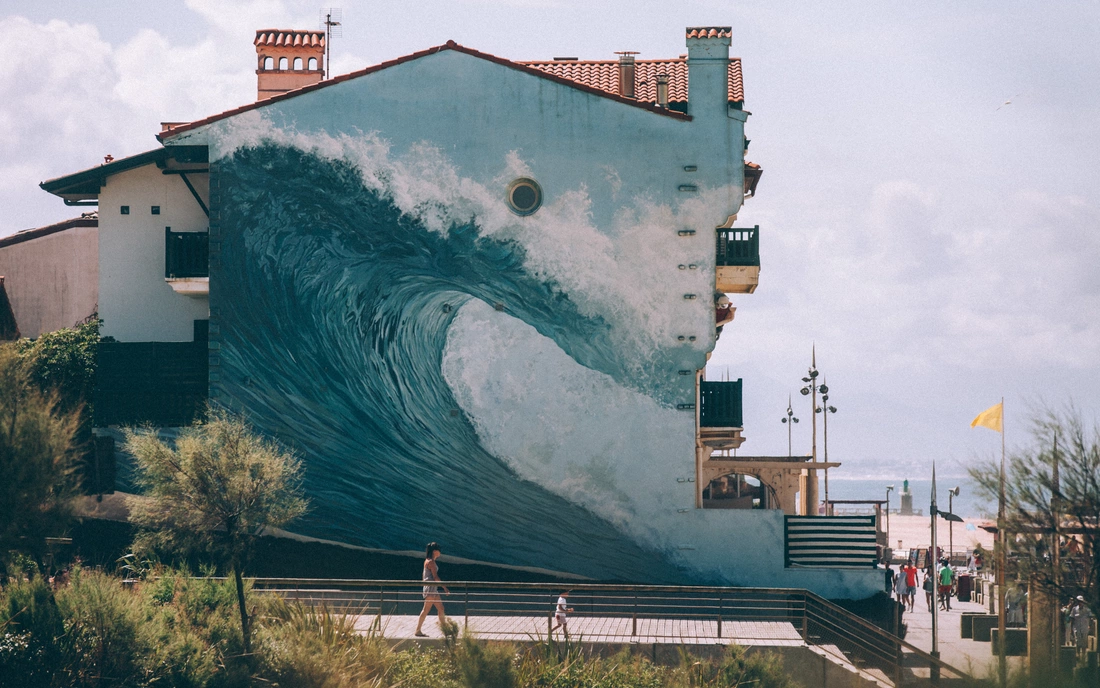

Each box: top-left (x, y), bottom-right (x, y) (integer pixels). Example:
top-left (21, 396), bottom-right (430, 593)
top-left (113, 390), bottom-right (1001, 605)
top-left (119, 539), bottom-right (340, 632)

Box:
top-left (686, 27), bottom-right (732, 40)
top-left (159, 41), bottom-right (691, 141)
top-left (0, 215), bottom-right (98, 250)
top-left (521, 58), bottom-right (743, 104)
top-left (254, 30), bottom-right (324, 49)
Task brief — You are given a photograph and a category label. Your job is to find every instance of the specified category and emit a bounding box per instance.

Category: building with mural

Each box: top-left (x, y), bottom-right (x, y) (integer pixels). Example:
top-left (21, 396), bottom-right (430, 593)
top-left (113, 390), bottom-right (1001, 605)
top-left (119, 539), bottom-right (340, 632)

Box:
top-left (37, 26), bottom-right (883, 598)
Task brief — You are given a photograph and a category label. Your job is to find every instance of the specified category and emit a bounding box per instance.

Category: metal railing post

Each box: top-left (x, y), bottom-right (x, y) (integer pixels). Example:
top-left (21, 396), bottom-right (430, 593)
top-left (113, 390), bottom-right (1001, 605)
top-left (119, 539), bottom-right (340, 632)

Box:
top-left (464, 584), bottom-right (469, 631)
top-left (632, 594), bottom-right (638, 636)
top-left (717, 592), bottom-right (723, 638)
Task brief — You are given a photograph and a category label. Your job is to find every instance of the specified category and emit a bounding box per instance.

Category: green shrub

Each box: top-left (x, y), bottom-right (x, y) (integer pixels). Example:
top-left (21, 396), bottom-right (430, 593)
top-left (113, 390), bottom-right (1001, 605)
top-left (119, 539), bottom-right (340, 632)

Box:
top-left (55, 568), bottom-right (147, 687)
top-left (258, 601), bottom-right (387, 688)
top-left (0, 575), bottom-right (63, 687)
top-left (0, 631), bottom-right (51, 688)
top-left (668, 645), bottom-right (799, 688)
top-left (454, 636), bottom-right (516, 688)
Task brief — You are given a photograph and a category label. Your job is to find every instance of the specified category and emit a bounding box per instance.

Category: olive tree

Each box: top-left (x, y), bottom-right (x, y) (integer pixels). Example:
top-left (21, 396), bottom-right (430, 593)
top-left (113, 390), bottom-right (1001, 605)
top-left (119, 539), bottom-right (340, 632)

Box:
top-left (0, 345), bottom-right (80, 568)
top-left (968, 406), bottom-right (1100, 619)
top-left (125, 409), bottom-right (308, 654)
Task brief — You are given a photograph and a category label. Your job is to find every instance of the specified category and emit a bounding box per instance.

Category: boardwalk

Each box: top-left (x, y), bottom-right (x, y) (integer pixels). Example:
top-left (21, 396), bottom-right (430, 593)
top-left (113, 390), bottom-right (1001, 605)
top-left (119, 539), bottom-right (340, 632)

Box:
top-left (354, 614), bottom-right (805, 647)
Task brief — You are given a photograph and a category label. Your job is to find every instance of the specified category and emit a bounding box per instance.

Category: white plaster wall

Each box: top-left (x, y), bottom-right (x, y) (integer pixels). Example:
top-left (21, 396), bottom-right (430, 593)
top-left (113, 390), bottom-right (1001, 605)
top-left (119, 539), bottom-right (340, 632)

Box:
top-left (0, 225), bottom-right (97, 338)
top-left (98, 164), bottom-right (210, 342)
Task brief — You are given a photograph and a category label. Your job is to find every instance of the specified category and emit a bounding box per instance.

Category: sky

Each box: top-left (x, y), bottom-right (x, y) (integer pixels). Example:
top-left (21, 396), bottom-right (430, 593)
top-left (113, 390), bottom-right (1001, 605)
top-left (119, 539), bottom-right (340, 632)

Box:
top-left (1, 0), bottom-right (1098, 481)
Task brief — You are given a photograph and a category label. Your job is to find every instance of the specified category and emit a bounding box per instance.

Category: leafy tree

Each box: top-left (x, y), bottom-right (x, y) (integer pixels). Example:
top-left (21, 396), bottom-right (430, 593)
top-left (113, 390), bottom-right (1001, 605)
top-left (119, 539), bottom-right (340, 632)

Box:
top-left (0, 345), bottom-right (80, 568)
top-left (124, 409), bottom-right (308, 655)
top-left (16, 319), bottom-right (100, 414)
top-left (968, 406), bottom-right (1100, 619)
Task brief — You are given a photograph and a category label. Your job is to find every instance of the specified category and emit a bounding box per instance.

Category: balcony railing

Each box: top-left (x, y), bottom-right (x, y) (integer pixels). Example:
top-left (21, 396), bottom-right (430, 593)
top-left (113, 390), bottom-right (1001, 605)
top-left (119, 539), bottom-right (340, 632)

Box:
top-left (716, 225), bottom-right (759, 267)
top-left (699, 379), bottom-right (743, 428)
top-left (165, 228), bottom-right (209, 278)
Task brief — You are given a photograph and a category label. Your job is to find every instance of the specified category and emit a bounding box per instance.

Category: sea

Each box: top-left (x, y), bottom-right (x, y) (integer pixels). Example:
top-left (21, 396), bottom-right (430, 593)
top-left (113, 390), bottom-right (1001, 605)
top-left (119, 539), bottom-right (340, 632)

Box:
top-left (819, 476), bottom-right (992, 519)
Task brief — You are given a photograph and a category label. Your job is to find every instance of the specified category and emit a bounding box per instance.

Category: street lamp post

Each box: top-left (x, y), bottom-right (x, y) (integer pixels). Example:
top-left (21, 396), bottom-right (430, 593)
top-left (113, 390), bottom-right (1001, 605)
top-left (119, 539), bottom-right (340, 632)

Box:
top-left (886, 484), bottom-right (895, 541)
top-left (780, 395), bottom-right (799, 457)
top-left (816, 379), bottom-right (837, 514)
top-left (949, 486), bottom-right (960, 564)
top-left (800, 347), bottom-right (827, 514)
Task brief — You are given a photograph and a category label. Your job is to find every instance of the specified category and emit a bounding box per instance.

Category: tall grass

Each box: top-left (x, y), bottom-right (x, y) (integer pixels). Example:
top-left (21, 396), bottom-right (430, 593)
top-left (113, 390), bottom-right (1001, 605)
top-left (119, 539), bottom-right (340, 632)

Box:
top-left (1, 567), bottom-right (803, 687)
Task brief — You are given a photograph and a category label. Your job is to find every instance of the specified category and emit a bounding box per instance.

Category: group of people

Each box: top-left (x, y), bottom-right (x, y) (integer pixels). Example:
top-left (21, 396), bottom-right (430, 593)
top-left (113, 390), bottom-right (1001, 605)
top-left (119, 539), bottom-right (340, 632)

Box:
top-left (414, 542), bottom-right (574, 639)
top-left (889, 559), bottom-right (958, 612)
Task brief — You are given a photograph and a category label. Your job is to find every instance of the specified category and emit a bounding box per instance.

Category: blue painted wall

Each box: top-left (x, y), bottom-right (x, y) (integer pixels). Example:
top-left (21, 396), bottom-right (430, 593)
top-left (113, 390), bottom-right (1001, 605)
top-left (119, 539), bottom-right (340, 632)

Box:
top-left (167, 43), bottom-right (882, 598)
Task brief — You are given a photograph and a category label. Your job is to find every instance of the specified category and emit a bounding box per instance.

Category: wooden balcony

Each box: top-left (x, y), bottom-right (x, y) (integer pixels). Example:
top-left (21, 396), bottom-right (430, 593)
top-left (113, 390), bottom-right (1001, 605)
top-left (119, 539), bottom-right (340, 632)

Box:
top-left (699, 379), bottom-right (744, 449)
top-left (716, 226), bottom-right (759, 294)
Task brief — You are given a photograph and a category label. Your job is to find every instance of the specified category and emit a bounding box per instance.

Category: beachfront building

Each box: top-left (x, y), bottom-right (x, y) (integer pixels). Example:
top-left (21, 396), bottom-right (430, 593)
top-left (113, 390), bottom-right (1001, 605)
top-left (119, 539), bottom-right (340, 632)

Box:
top-left (35, 26), bottom-right (882, 598)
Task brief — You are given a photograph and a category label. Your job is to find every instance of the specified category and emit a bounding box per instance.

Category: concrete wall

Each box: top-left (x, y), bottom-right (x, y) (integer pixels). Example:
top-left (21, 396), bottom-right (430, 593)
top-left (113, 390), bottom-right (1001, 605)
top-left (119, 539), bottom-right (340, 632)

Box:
top-left (0, 223), bottom-right (97, 338)
top-left (97, 164), bottom-right (210, 342)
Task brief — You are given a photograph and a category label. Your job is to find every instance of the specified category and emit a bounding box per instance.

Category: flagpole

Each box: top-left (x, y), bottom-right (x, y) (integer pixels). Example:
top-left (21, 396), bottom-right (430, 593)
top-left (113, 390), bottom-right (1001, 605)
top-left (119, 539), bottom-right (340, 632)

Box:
top-left (997, 396), bottom-right (1007, 687)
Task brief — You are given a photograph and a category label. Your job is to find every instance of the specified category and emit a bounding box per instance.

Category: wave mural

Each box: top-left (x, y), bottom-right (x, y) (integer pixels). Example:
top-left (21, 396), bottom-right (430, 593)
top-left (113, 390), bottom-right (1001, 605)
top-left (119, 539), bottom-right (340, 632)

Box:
top-left (207, 120), bottom-right (732, 582)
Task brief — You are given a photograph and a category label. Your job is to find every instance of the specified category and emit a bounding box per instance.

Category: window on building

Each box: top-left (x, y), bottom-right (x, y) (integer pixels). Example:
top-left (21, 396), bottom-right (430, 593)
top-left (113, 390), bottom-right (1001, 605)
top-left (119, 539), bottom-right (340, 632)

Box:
top-left (151, 206), bottom-right (160, 215)
top-left (279, 56), bottom-right (288, 70)
top-left (120, 206), bottom-right (130, 215)
top-left (308, 57), bottom-right (318, 70)
top-left (263, 56), bottom-right (273, 70)
top-left (506, 178), bottom-right (542, 216)
top-left (293, 57), bottom-right (303, 70)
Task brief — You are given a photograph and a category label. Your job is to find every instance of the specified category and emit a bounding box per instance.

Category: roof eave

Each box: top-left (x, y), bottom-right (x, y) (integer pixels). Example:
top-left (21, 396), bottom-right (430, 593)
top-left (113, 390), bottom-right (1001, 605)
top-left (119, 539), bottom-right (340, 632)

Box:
top-left (39, 146), bottom-right (209, 200)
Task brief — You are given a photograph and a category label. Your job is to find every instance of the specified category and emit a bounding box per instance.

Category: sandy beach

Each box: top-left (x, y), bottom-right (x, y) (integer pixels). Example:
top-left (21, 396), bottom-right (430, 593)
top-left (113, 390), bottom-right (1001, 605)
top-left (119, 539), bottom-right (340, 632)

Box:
top-left (886, 514), bottom-right (995, 554)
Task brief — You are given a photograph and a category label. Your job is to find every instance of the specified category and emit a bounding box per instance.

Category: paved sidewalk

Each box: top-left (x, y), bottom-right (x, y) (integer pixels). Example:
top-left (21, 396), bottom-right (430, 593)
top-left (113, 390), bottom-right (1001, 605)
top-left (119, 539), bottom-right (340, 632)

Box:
top-left (901, 597), bottom-right (1026, 678)
top-left (354, 613), bottom-right (805, 647)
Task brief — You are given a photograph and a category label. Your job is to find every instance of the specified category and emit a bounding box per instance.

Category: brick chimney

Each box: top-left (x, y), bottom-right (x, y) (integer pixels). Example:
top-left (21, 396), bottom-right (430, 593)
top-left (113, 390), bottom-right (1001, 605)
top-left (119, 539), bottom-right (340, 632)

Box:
top-left (685, 27), bottom-right (732, 118)
top-left (255, 29), bottom-right (325, 101)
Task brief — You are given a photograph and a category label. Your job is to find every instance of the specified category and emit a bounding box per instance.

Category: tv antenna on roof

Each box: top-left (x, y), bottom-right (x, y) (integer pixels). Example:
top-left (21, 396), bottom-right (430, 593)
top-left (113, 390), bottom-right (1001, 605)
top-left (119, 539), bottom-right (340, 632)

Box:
top-left (319, 8), bottom-right (342, 79)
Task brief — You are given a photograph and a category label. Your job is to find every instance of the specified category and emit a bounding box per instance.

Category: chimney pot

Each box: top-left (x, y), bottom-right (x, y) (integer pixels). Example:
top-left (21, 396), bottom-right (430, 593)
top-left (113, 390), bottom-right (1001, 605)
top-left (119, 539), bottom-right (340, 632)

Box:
top-left (656, 74), bottom-right (669, 108)
top-left (615, 51), bottom-right (639, 99)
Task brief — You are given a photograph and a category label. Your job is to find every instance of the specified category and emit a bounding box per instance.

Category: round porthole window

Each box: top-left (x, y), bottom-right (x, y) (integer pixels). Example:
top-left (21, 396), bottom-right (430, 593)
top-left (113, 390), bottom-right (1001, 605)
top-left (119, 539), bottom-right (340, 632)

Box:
top-left (506, 178), bottom-right (542, 216)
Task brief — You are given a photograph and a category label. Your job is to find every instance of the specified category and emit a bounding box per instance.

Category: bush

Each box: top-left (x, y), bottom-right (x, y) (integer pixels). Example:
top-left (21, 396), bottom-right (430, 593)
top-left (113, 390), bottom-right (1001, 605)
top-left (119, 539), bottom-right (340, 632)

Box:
top-left (454, 636), bottom-right (516, 688)
top-left (55, 568), bottom-right (147, 686)
top-left (258, 601), bottom-right (389, 688)
top-left (0, 576), bottom-right (63, 688)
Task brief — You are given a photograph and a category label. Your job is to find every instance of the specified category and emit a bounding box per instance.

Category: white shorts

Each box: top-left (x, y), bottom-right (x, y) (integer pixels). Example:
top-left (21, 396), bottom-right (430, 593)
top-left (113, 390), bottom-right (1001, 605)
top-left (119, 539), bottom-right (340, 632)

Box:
top-left (555, 614), bottom-right (567, 624)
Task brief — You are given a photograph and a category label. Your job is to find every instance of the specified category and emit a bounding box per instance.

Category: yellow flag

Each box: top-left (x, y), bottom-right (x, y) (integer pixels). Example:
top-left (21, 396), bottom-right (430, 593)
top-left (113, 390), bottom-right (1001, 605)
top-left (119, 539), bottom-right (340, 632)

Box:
top-left (970, 402), bottom-right (1003, 433)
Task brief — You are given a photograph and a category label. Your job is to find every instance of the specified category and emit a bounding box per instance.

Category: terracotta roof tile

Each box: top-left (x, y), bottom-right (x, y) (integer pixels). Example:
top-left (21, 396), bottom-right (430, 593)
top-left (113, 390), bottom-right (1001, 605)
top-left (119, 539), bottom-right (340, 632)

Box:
top-left (254, 29), bottom-right (324, 49)
top-left (520, 58), bottom-right (744, 104)
top-left (686, 27), bottom-right (732, 39)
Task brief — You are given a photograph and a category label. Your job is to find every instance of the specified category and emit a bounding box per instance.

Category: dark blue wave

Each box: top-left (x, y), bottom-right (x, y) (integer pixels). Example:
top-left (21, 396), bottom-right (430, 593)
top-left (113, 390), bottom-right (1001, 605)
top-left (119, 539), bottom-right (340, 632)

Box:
top-left (212, 144), bottom-right (686, 582)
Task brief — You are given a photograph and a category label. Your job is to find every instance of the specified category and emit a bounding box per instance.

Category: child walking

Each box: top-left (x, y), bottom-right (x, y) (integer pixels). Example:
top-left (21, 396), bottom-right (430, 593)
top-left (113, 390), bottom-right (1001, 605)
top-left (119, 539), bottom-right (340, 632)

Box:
top-left (550, 590), bottom-right (574, 640)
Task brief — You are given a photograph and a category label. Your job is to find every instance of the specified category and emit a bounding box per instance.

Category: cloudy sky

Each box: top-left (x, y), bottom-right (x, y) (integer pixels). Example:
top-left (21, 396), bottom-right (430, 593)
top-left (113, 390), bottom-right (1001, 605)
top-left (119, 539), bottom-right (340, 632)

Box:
top-left (2, 0), bottom-right (1097, 479)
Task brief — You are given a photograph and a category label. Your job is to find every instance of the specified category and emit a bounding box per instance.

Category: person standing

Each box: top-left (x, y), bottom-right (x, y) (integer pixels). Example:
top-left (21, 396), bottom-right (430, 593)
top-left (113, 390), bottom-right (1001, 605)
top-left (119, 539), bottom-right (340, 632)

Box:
top-left (892, 566), bottom-right (906, 603)
top-left (938, 560), bottom-right (954, 611)
top-left (414, 542), bottom-right (450, 637)
top-left (902, 562), bottom-right (918, 612)
top-left (550, 590), bottom-right (574, 640)
top-left (1072, 596), bottom-right (1093, 655)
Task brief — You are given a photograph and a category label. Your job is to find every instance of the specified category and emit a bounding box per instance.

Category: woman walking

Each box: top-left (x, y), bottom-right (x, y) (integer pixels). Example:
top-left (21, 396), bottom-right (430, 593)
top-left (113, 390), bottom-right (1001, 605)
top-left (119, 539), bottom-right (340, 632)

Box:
top-left (415, 542), bottom-right (450, 637)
